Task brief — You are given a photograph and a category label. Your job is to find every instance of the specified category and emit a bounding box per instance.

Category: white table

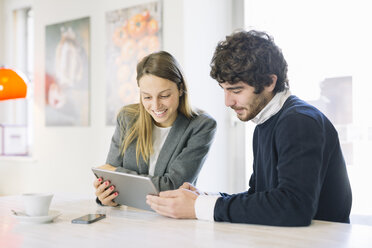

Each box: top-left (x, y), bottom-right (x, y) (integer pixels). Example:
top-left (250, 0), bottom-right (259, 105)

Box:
top-left (0, 194), bottom-right (371, 248)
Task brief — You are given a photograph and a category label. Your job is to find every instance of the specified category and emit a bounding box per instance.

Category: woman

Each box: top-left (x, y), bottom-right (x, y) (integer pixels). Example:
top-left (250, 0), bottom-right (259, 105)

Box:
top-left (94, 51), bottom-right (216, 206)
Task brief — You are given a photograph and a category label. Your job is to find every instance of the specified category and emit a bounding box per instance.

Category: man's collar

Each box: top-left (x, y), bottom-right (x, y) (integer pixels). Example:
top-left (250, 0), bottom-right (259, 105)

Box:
top-left (252, 89), bottom-right (291, 125)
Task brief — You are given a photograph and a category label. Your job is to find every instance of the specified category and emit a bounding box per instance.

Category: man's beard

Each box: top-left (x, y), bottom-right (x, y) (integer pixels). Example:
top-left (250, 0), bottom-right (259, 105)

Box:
top-left (234, 94), bottom-right (271, 122)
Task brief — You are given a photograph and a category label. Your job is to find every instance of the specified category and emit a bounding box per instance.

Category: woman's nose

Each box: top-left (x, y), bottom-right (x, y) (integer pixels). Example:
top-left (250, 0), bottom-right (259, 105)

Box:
top-left (153, 98), bottom-right (161, 109)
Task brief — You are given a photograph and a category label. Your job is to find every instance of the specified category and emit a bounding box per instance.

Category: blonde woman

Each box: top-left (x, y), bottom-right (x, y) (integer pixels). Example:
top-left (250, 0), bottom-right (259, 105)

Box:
top-left (94, 51), bottom-right (216, 206)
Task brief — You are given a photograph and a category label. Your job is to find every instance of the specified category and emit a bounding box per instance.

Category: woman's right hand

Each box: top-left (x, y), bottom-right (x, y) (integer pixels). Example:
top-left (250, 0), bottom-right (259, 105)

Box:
top-left (93, 178), bottom-right (119, 206)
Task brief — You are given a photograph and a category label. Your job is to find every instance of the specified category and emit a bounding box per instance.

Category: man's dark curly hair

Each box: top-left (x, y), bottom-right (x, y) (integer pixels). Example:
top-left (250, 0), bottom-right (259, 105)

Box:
top-left (210, 30), bottom-right (289, 94)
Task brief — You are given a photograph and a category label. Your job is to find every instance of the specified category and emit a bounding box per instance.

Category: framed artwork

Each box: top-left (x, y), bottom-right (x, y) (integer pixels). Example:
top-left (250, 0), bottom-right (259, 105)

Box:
top-left (45, 17), bottom-right (90, 126)
top-left (106, 1), bottom-right (162, 125)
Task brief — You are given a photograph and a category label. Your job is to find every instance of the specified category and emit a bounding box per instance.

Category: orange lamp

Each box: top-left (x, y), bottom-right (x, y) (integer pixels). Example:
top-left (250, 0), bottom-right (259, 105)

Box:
top-left (0, 67), bottom-right (28, 101)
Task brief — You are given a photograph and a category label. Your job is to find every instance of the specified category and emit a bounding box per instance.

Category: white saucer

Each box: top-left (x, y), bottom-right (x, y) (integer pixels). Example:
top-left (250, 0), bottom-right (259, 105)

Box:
top-left (12, 210), bottom-right (61, 223)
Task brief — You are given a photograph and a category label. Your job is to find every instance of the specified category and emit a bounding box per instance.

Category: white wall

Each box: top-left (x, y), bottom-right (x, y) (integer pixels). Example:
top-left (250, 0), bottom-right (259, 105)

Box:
top-left (0, 0), bottom-right (4, 63)
top-left (0, 0), bottom-right (240, 196)
top-left (182, 0), bottom-right (245, 193)
top-left (183, 0), bottom-right (230, 192)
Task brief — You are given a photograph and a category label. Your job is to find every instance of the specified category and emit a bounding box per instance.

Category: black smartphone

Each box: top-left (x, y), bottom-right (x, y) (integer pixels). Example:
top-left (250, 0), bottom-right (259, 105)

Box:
top-left (71, 214), bottom-right (106, 224)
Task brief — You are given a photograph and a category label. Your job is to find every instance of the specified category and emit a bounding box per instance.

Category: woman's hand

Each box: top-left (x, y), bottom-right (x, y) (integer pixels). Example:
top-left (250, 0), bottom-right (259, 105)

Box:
top-left (98, 164), bottom-right (117, 171)
top-left (93, 164), bottom-right (119, 206)
top-left (93, 178), bottom-right (119, 206)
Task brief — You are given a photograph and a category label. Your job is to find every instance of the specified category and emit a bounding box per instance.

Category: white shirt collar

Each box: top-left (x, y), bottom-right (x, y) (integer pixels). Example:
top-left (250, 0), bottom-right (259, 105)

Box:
top-left (251, 89), bottom-right (291, 125)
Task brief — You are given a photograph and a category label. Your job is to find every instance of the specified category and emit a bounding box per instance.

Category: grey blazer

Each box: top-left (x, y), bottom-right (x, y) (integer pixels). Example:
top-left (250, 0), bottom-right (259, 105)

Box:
top-left (106, 107), bottom-right (217, 192)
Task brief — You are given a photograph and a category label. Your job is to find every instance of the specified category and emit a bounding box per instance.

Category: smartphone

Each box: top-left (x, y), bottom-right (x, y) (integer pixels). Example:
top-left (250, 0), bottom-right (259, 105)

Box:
top-left (71, 214), bottom-right (106, 224)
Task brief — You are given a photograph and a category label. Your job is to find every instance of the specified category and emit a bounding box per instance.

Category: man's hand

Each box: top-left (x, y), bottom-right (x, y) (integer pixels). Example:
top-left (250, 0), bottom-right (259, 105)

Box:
top-left (146, 189), bottom-right (198, 219)
top-left (179, 182), bottom-right (206, 195)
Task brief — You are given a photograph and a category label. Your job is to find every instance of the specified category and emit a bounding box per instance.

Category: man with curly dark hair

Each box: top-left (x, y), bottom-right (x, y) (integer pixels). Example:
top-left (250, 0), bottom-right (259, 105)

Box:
top-left (147, 30), bottom-right (352, 226)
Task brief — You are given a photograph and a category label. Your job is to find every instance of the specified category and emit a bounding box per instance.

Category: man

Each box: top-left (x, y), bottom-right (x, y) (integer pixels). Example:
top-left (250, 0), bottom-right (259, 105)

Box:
top-left (146, 30), bottom-right (352, 226)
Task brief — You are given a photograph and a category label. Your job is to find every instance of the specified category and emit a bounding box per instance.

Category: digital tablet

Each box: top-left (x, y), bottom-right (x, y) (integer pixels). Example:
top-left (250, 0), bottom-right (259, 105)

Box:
top-left (92, 168), bottom-right (159, 211)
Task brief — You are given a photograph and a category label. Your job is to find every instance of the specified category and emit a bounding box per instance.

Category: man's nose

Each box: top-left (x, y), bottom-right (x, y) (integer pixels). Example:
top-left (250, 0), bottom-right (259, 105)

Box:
top-left (225, 92), bottom-right (235, 107)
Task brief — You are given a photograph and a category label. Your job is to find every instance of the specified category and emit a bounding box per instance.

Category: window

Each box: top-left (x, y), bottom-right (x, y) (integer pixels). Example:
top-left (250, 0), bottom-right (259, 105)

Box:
top-left (0, 8), bottom-right (33, 157)
top-left (245, 0), bottom-right (372, 219)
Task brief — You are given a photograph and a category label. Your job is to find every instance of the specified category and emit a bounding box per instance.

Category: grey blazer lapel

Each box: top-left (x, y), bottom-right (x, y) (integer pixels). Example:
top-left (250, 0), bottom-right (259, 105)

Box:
top-left (154, 113), bottom-right (190, 176)
top-left (124, 140), bottom-right (149, 174)
top-left (137, 151), bottom-right (149, 174)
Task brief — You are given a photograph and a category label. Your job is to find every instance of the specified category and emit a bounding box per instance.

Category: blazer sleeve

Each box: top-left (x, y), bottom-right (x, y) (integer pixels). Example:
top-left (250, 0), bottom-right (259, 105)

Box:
top-left (214, 114), bottom-right (325, 226)
top-left (106, 111), bottom-right (130, 167)
top-left (151, 114), bottom-right (217, 191)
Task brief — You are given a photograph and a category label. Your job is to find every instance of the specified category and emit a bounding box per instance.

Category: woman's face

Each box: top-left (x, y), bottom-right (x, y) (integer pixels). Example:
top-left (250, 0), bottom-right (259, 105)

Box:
top-left (139, 74), bottom-right (181, 127)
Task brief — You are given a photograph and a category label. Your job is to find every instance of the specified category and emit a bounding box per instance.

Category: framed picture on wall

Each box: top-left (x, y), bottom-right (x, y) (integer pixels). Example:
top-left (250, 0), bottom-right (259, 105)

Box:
top-left (45, 17), bottom-right (90, 126)
top-left (105, 1), bottom-right (162, 125)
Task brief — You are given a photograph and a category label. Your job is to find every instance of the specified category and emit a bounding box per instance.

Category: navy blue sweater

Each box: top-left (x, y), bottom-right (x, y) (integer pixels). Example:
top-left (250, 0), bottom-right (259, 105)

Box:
top-left (214, 96), bottom-right (352, 226)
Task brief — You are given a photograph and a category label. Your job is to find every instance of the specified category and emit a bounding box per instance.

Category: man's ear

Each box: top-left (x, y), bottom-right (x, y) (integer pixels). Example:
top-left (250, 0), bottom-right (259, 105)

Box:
top-left (267, 74), bottom-right (277, 92)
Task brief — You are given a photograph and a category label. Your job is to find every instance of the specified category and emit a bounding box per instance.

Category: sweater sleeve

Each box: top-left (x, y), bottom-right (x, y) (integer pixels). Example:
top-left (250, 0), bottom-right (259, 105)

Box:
top-left (214, 114), bottom-right (324, 226)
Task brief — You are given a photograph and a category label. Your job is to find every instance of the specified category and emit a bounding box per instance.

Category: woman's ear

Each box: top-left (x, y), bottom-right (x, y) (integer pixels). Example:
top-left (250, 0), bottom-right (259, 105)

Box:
top-left (179, 83), bottom-right (184, 96)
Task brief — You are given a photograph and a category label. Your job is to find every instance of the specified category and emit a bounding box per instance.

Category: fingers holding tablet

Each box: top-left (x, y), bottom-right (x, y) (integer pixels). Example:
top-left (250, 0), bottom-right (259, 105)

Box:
top-left (93, 177), bottom-right (103, 189)
top-left (95, 179), bottom-right (119, 207)
top-left (100, 191), bottom-right (119, 207)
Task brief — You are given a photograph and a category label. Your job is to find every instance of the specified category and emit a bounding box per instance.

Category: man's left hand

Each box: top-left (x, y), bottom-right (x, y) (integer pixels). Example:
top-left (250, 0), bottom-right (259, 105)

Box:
top-left (146, 189), bottom-right (198, 219)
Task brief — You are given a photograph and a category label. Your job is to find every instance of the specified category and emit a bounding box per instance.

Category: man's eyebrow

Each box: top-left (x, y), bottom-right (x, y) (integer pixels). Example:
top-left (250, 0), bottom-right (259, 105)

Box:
top-left (219, 84), bottom-right (244, 91)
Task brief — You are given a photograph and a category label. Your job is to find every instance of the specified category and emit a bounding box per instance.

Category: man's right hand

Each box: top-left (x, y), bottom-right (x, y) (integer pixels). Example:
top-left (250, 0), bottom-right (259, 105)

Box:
top-left (179, 182), bottom-right (206, 195)
top-left (146, 188), bottom-right (198, 219)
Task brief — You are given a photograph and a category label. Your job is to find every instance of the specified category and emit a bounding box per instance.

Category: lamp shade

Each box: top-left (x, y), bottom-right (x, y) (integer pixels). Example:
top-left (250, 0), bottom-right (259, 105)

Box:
top-left (0, 67), bottom-right (28, 101)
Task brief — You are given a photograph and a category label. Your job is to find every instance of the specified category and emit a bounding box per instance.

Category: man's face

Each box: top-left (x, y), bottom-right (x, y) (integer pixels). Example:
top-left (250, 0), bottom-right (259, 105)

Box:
top-left (219, 81), bottom-right (274, 122)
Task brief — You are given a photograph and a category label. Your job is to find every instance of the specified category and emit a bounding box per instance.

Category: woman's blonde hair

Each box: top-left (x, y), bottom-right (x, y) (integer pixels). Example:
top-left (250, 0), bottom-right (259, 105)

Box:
top-left (120, 51), bottom-right (195, 164)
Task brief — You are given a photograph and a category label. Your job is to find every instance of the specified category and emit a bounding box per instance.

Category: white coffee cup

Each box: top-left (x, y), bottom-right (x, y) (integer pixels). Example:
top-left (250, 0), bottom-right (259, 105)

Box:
top-left (22, 193), bottom-right (54, 216)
